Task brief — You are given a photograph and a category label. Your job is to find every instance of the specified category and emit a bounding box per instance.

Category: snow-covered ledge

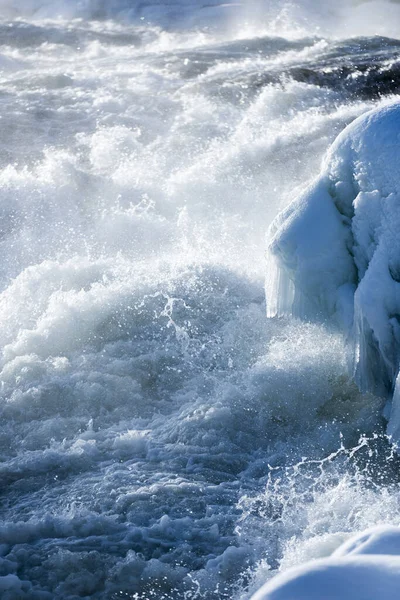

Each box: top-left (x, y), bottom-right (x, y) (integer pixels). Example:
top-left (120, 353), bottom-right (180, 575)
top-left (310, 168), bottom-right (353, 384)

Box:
top-left (251, 526), bottom-right (400, 600)
top-left (266, 100), bottom-right (400, 441)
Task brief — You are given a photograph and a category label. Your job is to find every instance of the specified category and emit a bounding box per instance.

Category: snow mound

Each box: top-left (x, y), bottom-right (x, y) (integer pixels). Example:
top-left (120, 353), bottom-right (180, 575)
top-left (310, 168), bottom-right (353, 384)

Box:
top-left (333, 525), bottom-right (400, 558)
top-left (251, 526), bottom-right (400, 600)
top-left (266, 100), bottom-right (400, 436)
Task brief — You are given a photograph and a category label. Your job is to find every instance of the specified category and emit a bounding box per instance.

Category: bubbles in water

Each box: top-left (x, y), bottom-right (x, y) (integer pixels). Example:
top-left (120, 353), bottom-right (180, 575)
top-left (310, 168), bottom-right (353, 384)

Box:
top-left (0, 3), bottom-right (398, 598)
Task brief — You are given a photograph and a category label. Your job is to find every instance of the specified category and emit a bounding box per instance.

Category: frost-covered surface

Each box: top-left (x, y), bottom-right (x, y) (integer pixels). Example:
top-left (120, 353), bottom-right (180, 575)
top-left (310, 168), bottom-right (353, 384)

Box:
top-left (251, 526), bottom-right (400, 600)
top-left (267, 101), bottom-right (400, 428)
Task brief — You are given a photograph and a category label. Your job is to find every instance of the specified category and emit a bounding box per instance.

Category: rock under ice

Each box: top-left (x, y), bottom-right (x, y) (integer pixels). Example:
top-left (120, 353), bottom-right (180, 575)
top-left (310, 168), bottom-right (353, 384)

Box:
top-left (266, 100), bottom-right (400, 443)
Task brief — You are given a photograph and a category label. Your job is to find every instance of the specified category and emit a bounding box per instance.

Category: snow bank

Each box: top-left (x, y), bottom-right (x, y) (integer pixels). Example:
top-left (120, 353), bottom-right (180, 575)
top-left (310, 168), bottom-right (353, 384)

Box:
top-left (266, 100), bottom-right (400, 435)
top-left (251, 526), bottom-right (400, 600)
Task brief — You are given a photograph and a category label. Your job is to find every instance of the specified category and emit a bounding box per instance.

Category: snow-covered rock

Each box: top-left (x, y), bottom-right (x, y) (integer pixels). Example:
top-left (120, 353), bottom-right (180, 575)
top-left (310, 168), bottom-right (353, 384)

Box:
top-left (266, 100), bottom-right (400, 434)
top-left (251, 526), bottom-right (400, 600)
top-left (332, 525), bottom-right (400, 558)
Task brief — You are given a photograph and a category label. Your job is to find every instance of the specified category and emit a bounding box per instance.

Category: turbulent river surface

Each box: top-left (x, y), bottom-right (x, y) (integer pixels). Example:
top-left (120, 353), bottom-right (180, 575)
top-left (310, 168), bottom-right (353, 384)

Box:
top-left (1, 1), bottom-right (400, 598)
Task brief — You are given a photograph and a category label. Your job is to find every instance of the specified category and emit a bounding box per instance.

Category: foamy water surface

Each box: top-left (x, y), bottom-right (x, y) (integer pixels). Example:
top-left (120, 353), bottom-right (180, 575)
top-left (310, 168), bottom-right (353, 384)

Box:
top-left (1, 1), bottom-right (400, 598)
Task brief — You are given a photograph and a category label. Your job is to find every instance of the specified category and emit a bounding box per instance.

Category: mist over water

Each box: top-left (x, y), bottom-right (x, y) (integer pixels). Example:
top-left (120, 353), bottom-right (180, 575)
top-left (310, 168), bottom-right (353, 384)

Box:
top-left (0, 1), bottom-right (400, 598)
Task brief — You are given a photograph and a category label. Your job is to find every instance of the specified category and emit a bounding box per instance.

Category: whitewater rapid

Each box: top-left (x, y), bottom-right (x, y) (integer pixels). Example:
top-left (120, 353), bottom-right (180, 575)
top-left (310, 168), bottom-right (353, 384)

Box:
top-left (0, 1), bottom-right (400, 599)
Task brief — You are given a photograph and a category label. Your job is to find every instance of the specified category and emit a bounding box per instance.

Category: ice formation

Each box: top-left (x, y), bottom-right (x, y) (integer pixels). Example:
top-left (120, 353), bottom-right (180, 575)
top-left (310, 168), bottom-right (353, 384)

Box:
top-left (266, 101), bottom-right (400, 440)
top-left (251, 526), bottom-right (400, 600)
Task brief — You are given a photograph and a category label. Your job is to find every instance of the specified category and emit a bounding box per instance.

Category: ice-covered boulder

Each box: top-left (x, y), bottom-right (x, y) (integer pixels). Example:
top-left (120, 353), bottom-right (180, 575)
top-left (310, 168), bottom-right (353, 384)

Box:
top-left (251, 526), bottom-right (400, 600)
top-left (266, 101), bottom-right (400, 433)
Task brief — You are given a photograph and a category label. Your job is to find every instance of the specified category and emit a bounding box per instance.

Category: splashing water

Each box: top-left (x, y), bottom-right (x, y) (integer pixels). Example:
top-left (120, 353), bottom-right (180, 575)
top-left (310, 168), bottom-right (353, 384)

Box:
top-left (0, 1), bottom-right (399, 598)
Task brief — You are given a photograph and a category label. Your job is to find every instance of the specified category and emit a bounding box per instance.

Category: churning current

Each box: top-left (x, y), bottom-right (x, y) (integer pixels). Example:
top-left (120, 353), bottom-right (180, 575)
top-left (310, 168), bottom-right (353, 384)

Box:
top-left (1, 1), bottom-right (400, 599)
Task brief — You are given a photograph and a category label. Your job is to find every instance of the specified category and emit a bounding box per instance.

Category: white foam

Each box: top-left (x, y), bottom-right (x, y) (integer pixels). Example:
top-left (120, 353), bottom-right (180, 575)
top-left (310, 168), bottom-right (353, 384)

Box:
top-left (0, 0), bottom-right (398, 40)
top-left (0, 5), bottom-right (398, 599)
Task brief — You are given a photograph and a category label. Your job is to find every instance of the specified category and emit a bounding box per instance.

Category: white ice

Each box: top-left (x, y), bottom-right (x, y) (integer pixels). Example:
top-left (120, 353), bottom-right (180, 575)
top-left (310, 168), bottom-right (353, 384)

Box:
top-left (260, 97), bottom-right (400, 600)
top-left (267, 100), bottom-right (400, 439)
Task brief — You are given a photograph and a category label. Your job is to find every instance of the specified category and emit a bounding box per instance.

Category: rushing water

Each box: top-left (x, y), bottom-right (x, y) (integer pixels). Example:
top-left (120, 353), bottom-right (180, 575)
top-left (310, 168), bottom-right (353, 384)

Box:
top-left (0, 2), bottom-right (400, 599)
